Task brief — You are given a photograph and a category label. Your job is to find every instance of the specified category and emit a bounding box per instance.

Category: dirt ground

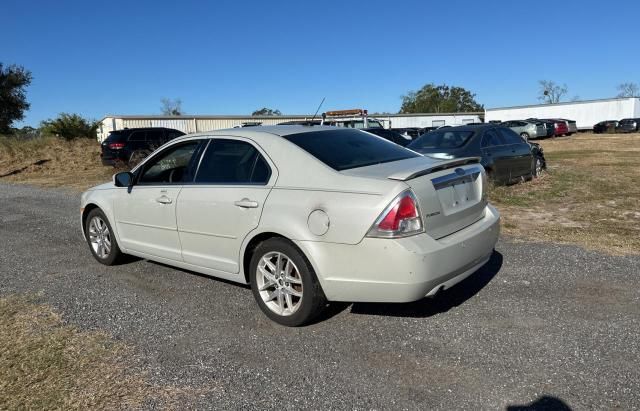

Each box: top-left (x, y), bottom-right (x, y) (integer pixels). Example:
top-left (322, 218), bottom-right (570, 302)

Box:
top-left (1, 132), bottom-right (639, 255)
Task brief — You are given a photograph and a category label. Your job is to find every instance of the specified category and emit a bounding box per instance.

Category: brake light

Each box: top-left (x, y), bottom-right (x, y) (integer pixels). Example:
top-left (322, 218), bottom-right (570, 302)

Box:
top-left (108, 142), bottom-right (125, 150)
top-left (367, 191), bottom-right (423, 238)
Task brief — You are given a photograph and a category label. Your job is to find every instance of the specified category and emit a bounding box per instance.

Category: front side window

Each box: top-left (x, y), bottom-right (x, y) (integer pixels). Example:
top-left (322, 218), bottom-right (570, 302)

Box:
top-left (195, 139), bottom-right (271, 184)
top-left (138, 141), bottom-right (200, 184)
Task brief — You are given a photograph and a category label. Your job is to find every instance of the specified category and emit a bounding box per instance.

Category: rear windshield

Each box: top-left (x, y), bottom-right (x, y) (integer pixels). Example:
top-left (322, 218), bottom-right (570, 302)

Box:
top-left (282, 129), bottom-right (418, 171)
top-left (104, 131), bottom-right (127, 142)
top-left (620, 119), bottom-right (635, 124)
top-left (408, 130), bottom-right (474, 150)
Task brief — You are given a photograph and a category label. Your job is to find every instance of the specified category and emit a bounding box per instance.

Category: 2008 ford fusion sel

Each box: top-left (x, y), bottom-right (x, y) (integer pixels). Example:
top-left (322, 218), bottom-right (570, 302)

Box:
top-left (80, 126), bottom-right (500, 326)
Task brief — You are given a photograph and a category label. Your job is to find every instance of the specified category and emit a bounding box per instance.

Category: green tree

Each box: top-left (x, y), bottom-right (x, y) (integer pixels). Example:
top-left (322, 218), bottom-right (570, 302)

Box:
top-left (252, 107), bottom-right (282, 116)
top-left (40, 113), bottom-right (98, 140)
top-left (0, 63), bottom-right (33, 134)
top-left (400, 84), bottom-right (483, 113)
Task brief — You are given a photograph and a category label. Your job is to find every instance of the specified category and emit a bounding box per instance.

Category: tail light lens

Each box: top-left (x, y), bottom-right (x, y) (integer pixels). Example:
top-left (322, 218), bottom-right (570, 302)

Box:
top-left (367, 190), bottom-right (423, 238)
top-left (108, 142), bottom-right (125, 150)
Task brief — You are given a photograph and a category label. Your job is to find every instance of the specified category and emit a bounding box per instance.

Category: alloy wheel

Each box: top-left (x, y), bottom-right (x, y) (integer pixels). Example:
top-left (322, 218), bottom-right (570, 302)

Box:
top-left (88, 216), bottom-right (112, 259)
top-left (256, 252), bottom-right (303, 316)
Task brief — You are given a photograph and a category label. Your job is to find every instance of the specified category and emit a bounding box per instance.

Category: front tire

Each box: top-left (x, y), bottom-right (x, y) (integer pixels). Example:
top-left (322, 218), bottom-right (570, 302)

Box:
top-left (85, 208), bottom-right (124, 265)
top-left (520, 132), bottom-right (529, 140)
top-left (250, 238), bottom-right (326, 326)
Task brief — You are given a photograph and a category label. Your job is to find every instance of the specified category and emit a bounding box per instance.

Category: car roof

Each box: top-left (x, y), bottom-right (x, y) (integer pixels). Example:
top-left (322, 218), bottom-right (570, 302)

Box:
top-left (111, 127), bottom-right (178, 132)
top-left (427, 124), bottom-right (496, 132)
top-left (171, 125), bottom-right (348, 144)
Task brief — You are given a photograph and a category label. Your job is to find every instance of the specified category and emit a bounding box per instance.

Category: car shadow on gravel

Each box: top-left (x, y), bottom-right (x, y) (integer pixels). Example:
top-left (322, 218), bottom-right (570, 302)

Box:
top-left (348, 250), bottom-right (503, 319)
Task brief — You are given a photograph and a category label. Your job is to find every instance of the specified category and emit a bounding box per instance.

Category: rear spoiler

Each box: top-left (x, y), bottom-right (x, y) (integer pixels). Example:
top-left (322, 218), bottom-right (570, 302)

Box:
top-left (387, 157), bottom-right (481, 181)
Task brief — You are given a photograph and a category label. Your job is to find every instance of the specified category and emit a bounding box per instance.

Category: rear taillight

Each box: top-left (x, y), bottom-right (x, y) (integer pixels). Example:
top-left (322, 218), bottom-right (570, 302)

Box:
top-left (367, 190), bottom-right (423, 238)
top-left (108, 142), bottom-right (125, 150)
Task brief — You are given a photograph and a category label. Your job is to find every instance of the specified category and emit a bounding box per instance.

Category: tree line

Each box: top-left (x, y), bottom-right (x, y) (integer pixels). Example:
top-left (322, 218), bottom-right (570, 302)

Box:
top-left (2, 61), bottom-right (639, 138)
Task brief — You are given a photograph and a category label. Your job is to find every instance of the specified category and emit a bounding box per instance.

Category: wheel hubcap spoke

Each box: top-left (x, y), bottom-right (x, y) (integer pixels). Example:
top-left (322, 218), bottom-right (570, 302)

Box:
top-left (88, 216), bottom-right (111, 259)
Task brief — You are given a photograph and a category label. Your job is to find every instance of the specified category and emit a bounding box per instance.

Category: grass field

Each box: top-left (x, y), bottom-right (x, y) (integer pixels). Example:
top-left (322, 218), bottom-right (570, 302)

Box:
top-left (490, 133), bottom-right (640, 255)
top-left (1, 132), bottom-right (639, 254)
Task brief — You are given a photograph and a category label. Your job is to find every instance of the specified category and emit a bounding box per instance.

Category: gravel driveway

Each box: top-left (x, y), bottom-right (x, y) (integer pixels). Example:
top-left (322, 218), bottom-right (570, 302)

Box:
top-left (1, 183), bottom-right (638, 410)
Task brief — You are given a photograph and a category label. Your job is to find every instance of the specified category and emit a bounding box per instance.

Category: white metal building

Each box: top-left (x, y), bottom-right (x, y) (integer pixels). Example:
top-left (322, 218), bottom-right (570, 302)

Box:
top-left (97, 112), bottom-right (483, 142)
top-left (485, 97), bottom-right (640, 130)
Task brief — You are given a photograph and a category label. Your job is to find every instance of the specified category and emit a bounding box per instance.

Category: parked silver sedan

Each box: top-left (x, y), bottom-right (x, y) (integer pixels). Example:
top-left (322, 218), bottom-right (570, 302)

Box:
top-left (501, 120), bottom-right (548, 139)
top-left (80, 126), bottom-right (500, 326)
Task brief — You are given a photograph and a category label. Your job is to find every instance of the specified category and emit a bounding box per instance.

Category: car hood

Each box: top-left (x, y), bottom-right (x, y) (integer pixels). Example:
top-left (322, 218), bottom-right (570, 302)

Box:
top-left (86, 182), bottom-right (114, 191)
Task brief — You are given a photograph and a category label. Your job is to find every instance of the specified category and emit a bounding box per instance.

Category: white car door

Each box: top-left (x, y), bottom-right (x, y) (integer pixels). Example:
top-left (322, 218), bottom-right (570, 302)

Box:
top-left (113, 140), bottom-right (203, 261)
top-left (177, 138), bottom-right (276, 274)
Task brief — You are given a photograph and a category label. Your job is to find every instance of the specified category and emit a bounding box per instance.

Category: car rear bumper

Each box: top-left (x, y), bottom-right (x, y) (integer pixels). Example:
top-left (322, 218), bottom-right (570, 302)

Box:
top-left (299, 204), bottom-right (500, 303)
top-left (101, 152), bottom-right (127, 166)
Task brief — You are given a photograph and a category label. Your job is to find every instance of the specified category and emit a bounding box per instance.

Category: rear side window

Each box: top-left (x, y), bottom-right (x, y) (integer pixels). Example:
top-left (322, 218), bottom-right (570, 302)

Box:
top-left (166, 130), bottom-right (184, 140)
top-left (283, 129), bottom-right (418, 171)
top-left (128, 131), bottom-right (146, 142)
top-left (146, 129), bottom-right (164, 142)
top-left (481, 130), bottom-right (504, 147)
top-left (498, 127), bottom-right (525, 144)
top-left (195, 139), bottom-right (271, 184)
top-left (408, 130), bottom-right (474, 150)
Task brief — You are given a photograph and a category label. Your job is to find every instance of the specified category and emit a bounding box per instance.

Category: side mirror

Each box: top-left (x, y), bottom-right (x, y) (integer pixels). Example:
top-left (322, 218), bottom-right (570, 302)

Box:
top-left (113, 171), bottom-right (133, 188)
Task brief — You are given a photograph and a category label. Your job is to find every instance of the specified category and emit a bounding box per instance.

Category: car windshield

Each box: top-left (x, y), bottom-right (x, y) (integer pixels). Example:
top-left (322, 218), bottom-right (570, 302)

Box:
top-left (282, 129), bottom-right (418, 171)
top-left (408, 130), bottom-right (474, 150)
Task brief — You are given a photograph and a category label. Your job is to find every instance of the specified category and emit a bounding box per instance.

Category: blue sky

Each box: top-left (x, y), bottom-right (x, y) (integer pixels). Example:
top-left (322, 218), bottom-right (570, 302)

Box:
top-left (4, 0), bottom-right (639, 126)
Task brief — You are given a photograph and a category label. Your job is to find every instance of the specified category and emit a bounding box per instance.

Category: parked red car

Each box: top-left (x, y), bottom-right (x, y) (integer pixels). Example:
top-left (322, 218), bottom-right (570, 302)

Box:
top-left (542, 119), bottom-right (569, 136)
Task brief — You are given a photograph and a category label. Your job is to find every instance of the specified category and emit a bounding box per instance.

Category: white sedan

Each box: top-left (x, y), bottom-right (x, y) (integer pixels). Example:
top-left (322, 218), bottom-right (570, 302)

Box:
top-left (81, 126), bottom-right (500, 326)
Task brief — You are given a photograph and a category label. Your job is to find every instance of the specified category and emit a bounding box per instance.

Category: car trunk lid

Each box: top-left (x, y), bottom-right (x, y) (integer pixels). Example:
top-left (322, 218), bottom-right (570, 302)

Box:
top-left (342, 156), bottom-right (487, 239)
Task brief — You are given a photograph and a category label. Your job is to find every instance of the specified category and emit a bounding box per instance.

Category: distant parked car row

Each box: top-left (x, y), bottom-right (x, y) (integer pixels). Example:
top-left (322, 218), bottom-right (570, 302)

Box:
top-left (501, 118), bottom-right (576, 139)
top-left (593, 118), bottom-right (640, 134)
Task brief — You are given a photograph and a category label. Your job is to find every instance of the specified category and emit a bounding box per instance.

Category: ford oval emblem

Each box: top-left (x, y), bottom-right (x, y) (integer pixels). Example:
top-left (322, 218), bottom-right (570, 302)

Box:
top-left (455, 168), bottom-right (465, 176)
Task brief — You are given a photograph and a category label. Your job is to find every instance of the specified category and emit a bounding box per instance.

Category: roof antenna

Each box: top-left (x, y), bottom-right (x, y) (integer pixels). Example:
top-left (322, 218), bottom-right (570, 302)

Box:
top-left (310, 97), bottom-right (325, 125)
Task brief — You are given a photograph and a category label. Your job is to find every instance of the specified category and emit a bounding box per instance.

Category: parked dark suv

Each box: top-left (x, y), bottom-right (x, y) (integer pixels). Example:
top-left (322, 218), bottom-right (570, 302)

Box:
top-left (101, 127), bottom-right (185, 166)
top-left (616, 118), bottom-right (640, 133)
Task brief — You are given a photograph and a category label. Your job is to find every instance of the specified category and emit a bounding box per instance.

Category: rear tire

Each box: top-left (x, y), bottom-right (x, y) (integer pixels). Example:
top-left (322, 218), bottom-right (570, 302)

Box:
top-left (520, 132), bottom-right (529, 140)
top-left (250, 238), bottom-right (326, 326)
top-left (85, 208), bottom-right (125, 265)
top-left (532, 157), bottom-right (544, 177)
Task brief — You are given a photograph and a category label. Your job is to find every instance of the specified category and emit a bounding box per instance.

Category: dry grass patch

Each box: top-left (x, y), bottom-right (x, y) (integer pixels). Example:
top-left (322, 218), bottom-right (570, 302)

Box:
top-left (0, 294), bottom-right (215, 410)
top-left (490, 133), bottom-right (640, 255)
top-left (0, 136), bottom-right (117, 190)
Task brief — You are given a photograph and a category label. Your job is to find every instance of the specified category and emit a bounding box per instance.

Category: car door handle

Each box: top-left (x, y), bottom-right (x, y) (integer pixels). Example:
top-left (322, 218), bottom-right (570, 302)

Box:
top-left (156, 195), bottom-right (173, 204)
top-left (234, 198), bottom-right (259, 208)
